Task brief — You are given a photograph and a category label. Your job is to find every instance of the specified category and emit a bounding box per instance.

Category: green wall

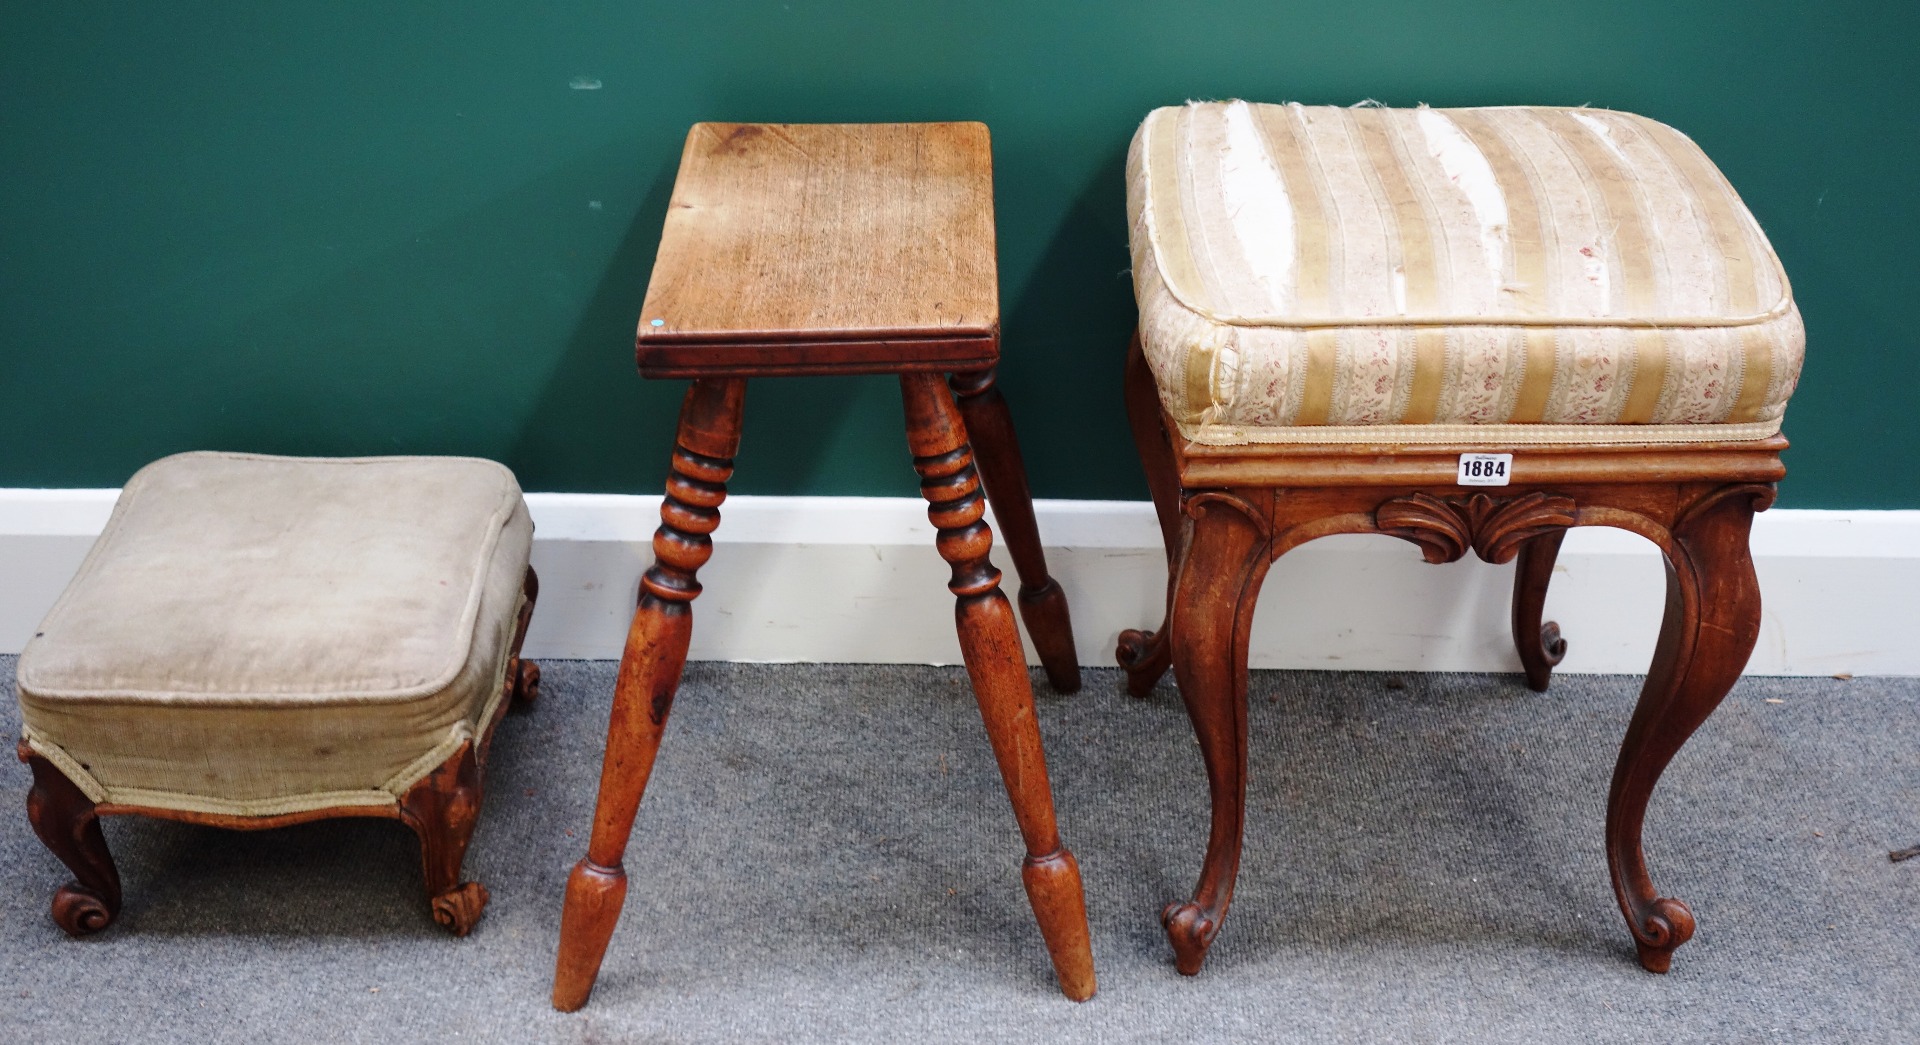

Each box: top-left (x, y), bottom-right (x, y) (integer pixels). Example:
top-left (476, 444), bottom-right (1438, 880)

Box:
top-left (3, 2), bottom-right (1912, 506)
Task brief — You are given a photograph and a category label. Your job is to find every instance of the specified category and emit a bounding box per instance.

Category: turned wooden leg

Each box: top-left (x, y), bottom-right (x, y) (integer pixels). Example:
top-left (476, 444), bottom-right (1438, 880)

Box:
top-left (950, 368), bottom-right (1081, 694)
top-left (398, 741), bottom-right (489, 936)
top-left (1161, 492), bottom-right (1271, 975)
top-left (1511, 529), bottom-right (1568, 692)
top-left (904, 372), bottom-right (1097, 1002)
top-left (1116, 331), bottom-right (1182, 698)
top-left (1607, 485), bottom-right (1770, 973)
top-left (552, 377), bottom-right (746, 1012)
top-left (18, 741), bottom-right (122, 937)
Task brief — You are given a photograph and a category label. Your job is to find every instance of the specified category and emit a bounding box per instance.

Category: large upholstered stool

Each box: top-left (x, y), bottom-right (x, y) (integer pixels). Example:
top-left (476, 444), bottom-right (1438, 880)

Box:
top-left (552, 121), bottom-right (1094, 1010)
top-left (16, 452), bottom-right (541, 937)
top-left (1117, 101), bottom-right (1804, 975)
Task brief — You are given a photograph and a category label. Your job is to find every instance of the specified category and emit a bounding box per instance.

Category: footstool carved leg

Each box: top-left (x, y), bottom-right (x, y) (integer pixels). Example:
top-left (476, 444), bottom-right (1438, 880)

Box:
top-left (511, 659), bottom-right (543, 708)
top-left (394, 563), bottom-right (538, 937)
top-left (1607, 484), bottom-right (1770, 973)
top-left (1161, 492), bottom-right (1271, 975)
top-left (399, 741), bottom-right (489, 936)
top-left (1116, 333), bottom-right (1181, 698)
top-left (950, 368), bottom-right (1081, 694)
top-left (508, 566), bottom-right (543, 710)
top-left (19, 742), bottom-right (122, 937)
top-left (553, 377), bottom-right (746, 1012)
top-left (903, 372), bottom-right (1096, 1002)
top-left (1511, 529), bottom-right (1569, 692)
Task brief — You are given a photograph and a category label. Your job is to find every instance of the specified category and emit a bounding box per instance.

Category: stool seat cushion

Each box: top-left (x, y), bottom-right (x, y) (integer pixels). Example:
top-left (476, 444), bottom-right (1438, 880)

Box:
top-left (17, 452), bottom-right (533, 818)
top-left (1128, 101), bottom-right (1804, 446)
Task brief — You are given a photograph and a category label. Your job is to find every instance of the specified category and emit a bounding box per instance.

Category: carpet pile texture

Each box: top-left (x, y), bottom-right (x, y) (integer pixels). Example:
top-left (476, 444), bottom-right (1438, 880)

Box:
top-left (4, 656), bottom-right (1915, 1042)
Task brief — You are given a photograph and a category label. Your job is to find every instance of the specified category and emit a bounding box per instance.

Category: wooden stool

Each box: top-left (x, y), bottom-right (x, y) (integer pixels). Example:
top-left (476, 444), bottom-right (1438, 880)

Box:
top-left (16, 452), bottom-right (541, 937)
top-left (1116, 102), bottom-right (1804, 975)
top-left (551, 122), bottom-right (1096, 1010)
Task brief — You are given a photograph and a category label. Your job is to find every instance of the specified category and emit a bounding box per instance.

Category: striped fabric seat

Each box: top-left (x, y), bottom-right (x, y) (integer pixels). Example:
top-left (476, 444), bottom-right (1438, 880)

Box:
top-left (1128, 101), bottom-right (1804, 445)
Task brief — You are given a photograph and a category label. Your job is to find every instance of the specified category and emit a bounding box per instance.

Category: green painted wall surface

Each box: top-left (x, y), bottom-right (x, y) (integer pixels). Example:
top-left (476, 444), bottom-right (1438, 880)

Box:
top-left (2, 2), bottom-right (1911, 505)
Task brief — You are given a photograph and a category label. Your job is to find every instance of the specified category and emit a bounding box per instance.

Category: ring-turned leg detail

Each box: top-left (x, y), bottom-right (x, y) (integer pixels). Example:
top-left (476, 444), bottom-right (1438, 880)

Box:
top-left (905, 372), bottom-right (1096, 1002)
top-left (1511, 529), bottom-right (1568, 692)
top-left (950, 368), bottom-right (1081, 694)
top-left (1161, 491), bottom-right (1271, 975)
top-left (1606, 484), bottom-right (1770, 972)
top-left (19, 742), bottom-right (122, 937)
top-left (553, 377), bottom-right (746, 1012)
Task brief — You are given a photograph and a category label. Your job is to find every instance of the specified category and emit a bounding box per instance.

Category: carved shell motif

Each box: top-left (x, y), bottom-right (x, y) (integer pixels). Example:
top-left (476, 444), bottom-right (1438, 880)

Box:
top-left (1376, 492), bottom-right (1576, 565)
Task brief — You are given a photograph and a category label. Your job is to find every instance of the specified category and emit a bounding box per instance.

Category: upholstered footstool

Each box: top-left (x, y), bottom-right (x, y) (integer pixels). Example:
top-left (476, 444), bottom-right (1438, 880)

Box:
top-left (1118, 102), bottom-right (1803, 973)
top-left (16, 452), bottom-right (540, 937)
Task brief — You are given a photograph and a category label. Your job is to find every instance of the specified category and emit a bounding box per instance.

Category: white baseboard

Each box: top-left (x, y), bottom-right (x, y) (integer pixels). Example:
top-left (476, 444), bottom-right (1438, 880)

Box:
top-left (2, 489), bottom-right (1915, 676)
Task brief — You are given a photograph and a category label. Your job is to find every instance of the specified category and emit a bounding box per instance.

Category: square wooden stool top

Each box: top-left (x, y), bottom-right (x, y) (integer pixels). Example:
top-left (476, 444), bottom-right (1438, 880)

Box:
top-left (635, 121), bottom-right (1001, 377)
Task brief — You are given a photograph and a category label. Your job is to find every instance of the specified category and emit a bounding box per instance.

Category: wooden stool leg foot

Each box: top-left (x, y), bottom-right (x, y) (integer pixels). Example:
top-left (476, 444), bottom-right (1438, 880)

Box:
top-left (1021, 848), bottom-right (1096, 1002)
top-left (431, 882), bottom-right (491, 936)
top-left (905, 373), bottom-right (1097, 1001)
top-left (399, 742), bottom-right (488, 936)
top-left (1630, 898), bottom-right (1696, 973)
top-left (1119, 332), bottom-right (1182, 699)
top-left (552, 377), bottom-right (746, 1012)
top-left (1511, 529), bottom-right (1568, 691)
top-left (1162, 492), bottom-right (1270, 975)
top-left (951, 368), bottom-right (1081, 694)
top-left (1161, 900), bottom-right (1218, 976)
top-left (1015, 578), bottom-right (1079, 693)
top-left (513, 660), bottom-right (543, 707)
top-left (1607, 485), bottom-right (1769, 973)
top-left (554, 860), bottom-right (630, 1011)
top-left (507, 567), bottom-right (543, 709)
top-left (1116, 626), bottom-right (1172, 698)
top-left (20, 743), bottom-right (122, 937)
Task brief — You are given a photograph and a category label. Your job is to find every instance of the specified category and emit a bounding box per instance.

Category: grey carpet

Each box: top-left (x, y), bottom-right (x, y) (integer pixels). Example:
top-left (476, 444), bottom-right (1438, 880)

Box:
top-left (3, 655), bottom-right (1916, 1043)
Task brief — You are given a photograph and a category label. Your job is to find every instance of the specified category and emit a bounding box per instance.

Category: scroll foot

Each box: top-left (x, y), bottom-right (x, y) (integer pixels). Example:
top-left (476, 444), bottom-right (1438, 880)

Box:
top-left (512, 659), bottom-right (543, 708)
top-left (1629, 896), bottom-right (1695, 973)
top-left (1116, 628), bottom-right (1171, 698)
top-left (1161, 901), bottom-right (1220, 976)
top-left (51, 884), bottom-right (118, 937)
top-left (22, 743), bottom-right (123, 938)
top-left (432, 881), bottom-right (491, 937)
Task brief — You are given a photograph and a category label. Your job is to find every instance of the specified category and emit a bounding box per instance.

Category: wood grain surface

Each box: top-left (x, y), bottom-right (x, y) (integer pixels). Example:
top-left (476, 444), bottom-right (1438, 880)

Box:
top-left (637, 121), bottom-right (999, 374)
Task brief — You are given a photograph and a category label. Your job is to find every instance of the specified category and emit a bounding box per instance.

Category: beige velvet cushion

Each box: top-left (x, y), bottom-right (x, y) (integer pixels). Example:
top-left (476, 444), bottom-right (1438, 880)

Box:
top-left (17, 452), bottom-right (533, 818)
top-left (1129, 101), bottom-right (1804, 445)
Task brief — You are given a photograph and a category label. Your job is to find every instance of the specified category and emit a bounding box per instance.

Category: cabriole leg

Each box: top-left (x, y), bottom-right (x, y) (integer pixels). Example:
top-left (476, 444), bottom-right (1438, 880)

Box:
top-left (507, 566), bottom-right (543, 710)
top-left (19, 742), bottom-right (122, 937)
top-left (1511, 529), bottom-right (1568, 692)
top-left (1160, 492), bottom-right (1271, 975)
top-left (1606, 485), bottom-right (1769, 972)
top-left (399, 742), bottom-right (489, 936)
top-left (1116, 331), bottom-right (1182, 698)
